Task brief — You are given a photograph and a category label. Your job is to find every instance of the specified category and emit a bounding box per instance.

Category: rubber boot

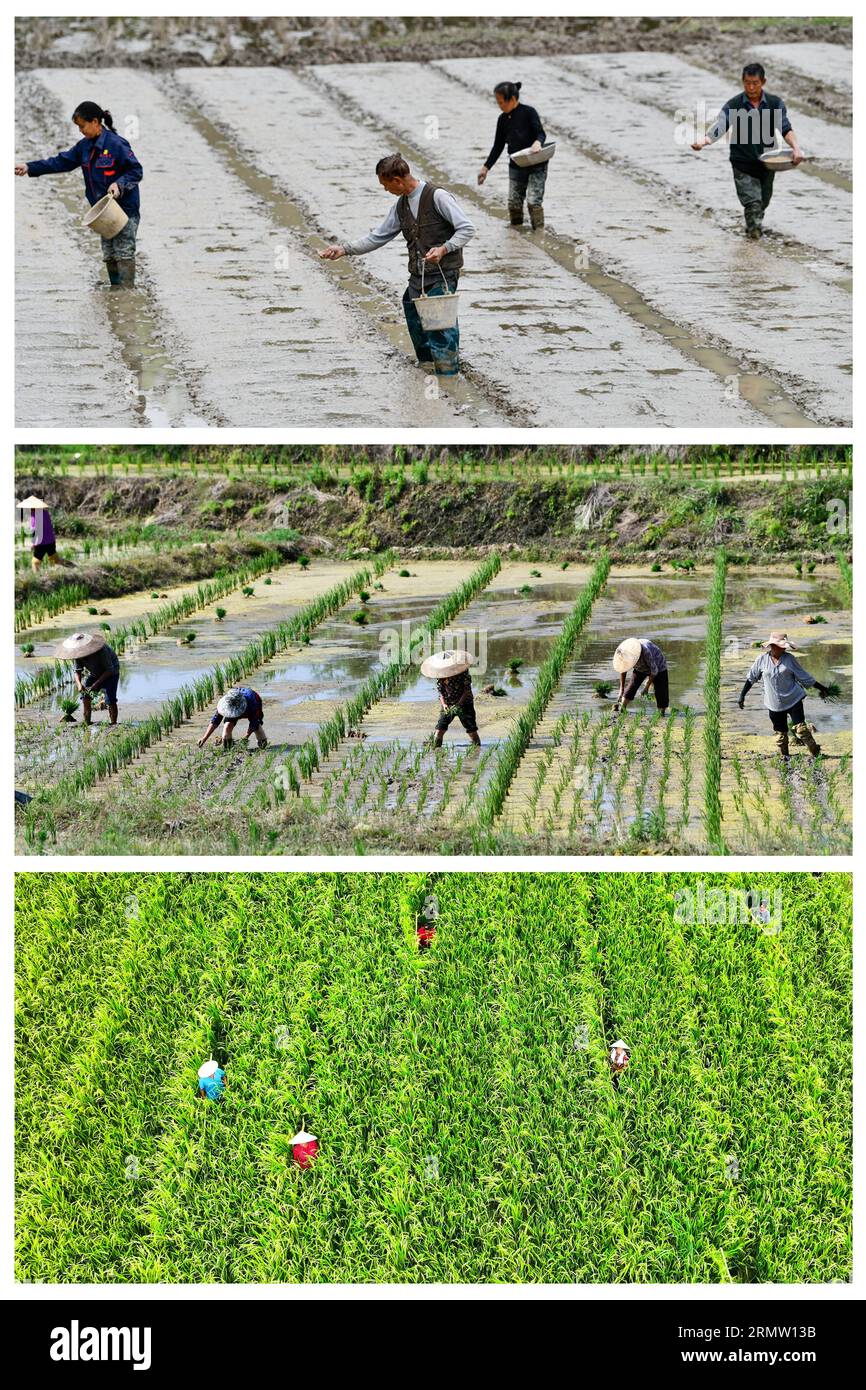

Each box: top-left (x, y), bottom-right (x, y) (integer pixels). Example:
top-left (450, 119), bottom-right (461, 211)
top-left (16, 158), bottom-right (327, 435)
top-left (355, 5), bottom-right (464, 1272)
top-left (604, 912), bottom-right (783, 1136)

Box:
top-left (116, 257), bottom-right (136, 288)
top-left (254, 728), bottom-right (268, 748)
top-left (508, 206), bottom-right (525, 227)
top-left (528, 204), bottom-right (544, 230)
top-left (795, 722), bottom-right (822, 757)
top-left (105, 258), bottom-right (120, 288)
top-left (775, 729), bottom-right (789, 759)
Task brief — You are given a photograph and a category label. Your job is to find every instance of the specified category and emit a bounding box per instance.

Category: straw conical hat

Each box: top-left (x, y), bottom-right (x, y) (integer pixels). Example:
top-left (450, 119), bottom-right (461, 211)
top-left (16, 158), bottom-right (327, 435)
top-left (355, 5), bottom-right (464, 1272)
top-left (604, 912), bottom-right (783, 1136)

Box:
top-left (54, 631), bottom-right (106, 660)
top-left (217, 689), bottom-right (248, 719)
top-left (612, 638), bottom-right (642, 673)
top-left (762, 630), bottom-right (800, 652)
top-left (19, 495), bottom-right (48, 509)
top-left (291, 1129), bottom-right (317, 1145)
top-left (198, 1059), bottom-right (220, 1079)
top-left (611, 1040), bottom-right (629, 1052)
top-left (420, 649), bottom-right (474, 679)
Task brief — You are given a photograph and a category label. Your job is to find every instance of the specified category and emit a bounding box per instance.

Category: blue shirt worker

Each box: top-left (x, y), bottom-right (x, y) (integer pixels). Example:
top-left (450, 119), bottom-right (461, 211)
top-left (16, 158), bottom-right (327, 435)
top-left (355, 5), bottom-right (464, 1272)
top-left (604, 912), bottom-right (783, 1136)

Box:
top-left (198, 686), bottom-right (267, 750)
top-left (15, 100), bottom-right (143, 286)
top-left (691, 63), bottom-right (804, 239)
top-left (478, 80), bottom-right (550, 230)
top-left (318, 154), bottom-right (475, 378)
top-left (612, 637), bottom-right (669, 714)
top-left (739, 630), bottom-right (829, 759)
top-left (197, 1060), bottom-right (226, 1102)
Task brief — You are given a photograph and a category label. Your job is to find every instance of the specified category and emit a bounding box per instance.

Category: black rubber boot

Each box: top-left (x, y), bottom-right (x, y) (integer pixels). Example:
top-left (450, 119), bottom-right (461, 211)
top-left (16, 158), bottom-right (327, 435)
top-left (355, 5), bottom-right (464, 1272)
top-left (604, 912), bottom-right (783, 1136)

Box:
top-left (105, 258), bottom-right (120, 287)
top-left (116, 258), bottom-right (136, 288)
top-left (508, 206), bottom-right (524, 226)
top-left (528, 204), bottom-right (544, 230)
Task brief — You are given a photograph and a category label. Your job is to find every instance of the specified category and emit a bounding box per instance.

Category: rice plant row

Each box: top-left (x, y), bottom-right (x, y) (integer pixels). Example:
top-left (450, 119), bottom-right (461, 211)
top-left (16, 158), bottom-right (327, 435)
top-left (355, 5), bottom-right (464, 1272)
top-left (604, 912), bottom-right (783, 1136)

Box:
top-left (703, 549), bottom-right (727, 854)
top-left (15, 582), bottom-right (91, 634)
top-left (14, 549), bottom-right (286, 708)
top-left (33, 554), bottom-right (394, 806)
top-left (835, 546), bottom-right (852, 601)
top-left (475, 553), bottom-right (611, 828)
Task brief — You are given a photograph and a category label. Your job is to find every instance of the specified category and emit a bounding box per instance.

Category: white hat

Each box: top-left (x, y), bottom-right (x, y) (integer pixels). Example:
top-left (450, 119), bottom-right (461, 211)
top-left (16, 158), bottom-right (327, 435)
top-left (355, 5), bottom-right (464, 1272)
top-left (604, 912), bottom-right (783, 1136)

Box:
top-left (611, 1040), bottom-right (629, 1052)
top-left (762, 630), bottom-right (801, 652)
top-left (198, 1059), bottom-right (219, 1079)
top-left (291, 1129), bottom-right (317, 1145)
top-left (217, 688), bottom-right (248, 719)
top-left (612, 639), bottom-right (642, 674)
top-left (55, 631), bottom-right (106, 660)
top-left (19, 495), bottom-right (48, 509)
top-left (420, 649), bottom-right (474, 679)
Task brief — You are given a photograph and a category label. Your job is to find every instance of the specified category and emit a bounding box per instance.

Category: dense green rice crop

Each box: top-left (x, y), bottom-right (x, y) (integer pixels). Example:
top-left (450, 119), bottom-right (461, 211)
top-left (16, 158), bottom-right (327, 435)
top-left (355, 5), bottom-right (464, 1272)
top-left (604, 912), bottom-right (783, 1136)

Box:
top-left (15, 871), bottom-right (851, 1283)
top-left (703, 550), bottom-right (727, 853)
top-left (15, 582), bottom-right (90, 634)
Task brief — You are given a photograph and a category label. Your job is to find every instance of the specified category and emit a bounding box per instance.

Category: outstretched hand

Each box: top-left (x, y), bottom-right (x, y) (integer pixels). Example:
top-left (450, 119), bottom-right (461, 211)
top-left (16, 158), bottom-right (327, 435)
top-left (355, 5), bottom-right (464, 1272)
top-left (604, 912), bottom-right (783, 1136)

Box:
top-left (319, 245), bottom-right (346, 260)
top-left (14, 164), bottom-right (28, 176)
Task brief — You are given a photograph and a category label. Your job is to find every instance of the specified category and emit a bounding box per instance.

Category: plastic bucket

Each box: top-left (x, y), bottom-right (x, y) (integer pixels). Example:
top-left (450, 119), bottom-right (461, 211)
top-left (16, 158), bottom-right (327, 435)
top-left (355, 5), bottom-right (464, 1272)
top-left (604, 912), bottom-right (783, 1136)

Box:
top-left (82, 194), bottom-right (128, 238)
top-left (413, 260), bottom-right (460, 331)
top-left (759, 148), bottom-right (810, 172)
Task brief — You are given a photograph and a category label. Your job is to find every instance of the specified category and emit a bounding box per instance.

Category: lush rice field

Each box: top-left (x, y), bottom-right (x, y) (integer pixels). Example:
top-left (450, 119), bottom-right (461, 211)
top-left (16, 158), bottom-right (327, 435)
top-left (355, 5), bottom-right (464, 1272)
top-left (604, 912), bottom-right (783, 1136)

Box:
top-left (15, 871), bottom-right (851, 1284)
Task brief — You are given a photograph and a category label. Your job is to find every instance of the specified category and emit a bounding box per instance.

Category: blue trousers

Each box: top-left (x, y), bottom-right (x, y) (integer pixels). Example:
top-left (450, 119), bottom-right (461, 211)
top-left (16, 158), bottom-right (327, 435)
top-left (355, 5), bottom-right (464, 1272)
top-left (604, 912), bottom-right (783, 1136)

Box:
top-left (402, 269), bottom-right (460, 376)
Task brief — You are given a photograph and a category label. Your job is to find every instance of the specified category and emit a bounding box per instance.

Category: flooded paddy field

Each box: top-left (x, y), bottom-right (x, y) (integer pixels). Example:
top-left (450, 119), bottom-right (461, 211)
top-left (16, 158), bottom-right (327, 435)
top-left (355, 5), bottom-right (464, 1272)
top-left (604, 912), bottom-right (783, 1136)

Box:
top-left (17, 559), bottom-right (851, 857)
top-left (15, 36), bottom-right (850, 427)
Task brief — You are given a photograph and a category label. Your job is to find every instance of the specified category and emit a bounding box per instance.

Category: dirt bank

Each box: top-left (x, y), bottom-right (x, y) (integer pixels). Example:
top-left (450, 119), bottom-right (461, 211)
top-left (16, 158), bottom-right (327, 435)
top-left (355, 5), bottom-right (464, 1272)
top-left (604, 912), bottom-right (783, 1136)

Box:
top-left (14, 466), bottom-right (851, 568)
top-left (15, 536), bottom-right (292, 607)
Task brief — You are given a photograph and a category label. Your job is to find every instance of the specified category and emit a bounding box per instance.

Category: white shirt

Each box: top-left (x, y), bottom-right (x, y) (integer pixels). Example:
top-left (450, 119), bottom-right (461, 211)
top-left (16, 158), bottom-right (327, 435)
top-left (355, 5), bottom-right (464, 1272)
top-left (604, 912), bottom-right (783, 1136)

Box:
top-left (344, 180), bottom-right (476, 257)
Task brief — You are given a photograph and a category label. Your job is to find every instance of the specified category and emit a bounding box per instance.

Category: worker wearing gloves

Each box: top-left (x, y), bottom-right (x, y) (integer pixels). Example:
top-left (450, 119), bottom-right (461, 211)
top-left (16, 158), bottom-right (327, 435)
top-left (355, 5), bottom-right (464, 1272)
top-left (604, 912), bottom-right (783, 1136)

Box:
top-left (738, 631), bottom-right (829, 758)
top-left (15, 100), bottom-right (143, 286)
top-left (691, 63), bottom-right (803, 239)
top-left (318, 154), bottom-right (475, 377)
top-left (612, 637), bottom-right (669, 715)
top-left (478, 80), bottom-right (549, 229)
top-left (198, 686), bottom-right (267, 751)
top-left (55, 631), bottom-right (121, 725)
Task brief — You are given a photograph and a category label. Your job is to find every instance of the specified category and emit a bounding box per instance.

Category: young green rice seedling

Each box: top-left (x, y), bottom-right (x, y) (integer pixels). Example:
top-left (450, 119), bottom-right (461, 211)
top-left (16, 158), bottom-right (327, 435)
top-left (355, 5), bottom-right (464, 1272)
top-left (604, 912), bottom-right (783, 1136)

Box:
top-left (58, 697), bottom-right (79, 723)
top-left (398, 569), bottom-right (411, 578)
top-left (298, 556), bottom-right (310, 569)
top-left (20, 643), bottom-right (34, 657)
top-left (215, 608), bottom-right (227, 621)
top-left (594, 680), bottom-right (613, 698)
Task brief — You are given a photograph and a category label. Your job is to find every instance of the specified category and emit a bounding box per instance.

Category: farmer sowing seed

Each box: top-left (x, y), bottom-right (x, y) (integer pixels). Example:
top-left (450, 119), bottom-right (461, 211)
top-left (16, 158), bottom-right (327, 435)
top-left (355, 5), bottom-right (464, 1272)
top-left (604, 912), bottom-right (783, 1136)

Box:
top-left (738, 631), bottom-right (829, 759)
top-left (612, 638), bottom-right (669, 715)
top-left (19, 495), bottom-right (58, 572)
top-left (197, 1060), bottom-right (226, 1102)
top-left (15, 101), bottom-right (143, 287)
top-left (691, 63), bottom-right (804, 240)
top-left (199, 686), bottom-right (268, 751)
top-left (478, 81), bottom-right (550, 229)
top-left (319, 154), bottom-right (475, 377)
top-left (55, 631), bottom-right (120, 726)
top-left (421, 650), bottom-right (482, 747)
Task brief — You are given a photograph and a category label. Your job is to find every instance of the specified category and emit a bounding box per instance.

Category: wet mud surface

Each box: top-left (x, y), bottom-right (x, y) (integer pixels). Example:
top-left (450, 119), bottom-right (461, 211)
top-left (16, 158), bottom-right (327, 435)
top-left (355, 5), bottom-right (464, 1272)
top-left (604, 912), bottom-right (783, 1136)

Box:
top-left (15, 36), bottom-right (850, 426)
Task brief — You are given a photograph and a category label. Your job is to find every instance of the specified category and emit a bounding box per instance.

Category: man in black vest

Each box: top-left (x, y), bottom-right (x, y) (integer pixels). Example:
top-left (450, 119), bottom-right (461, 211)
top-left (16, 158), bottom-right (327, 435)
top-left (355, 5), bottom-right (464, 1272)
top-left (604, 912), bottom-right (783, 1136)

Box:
top-left (692, 63), bottom-right (804, 238)
top-left (319, 154), bottom-right (475, 376)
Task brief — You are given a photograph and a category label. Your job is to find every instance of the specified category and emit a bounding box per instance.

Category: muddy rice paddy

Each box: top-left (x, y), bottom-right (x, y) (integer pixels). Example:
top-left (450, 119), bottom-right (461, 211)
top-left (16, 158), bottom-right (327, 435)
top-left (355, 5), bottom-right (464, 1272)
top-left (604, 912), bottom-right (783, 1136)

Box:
top-left (15, 36), bottom-right (851, 427)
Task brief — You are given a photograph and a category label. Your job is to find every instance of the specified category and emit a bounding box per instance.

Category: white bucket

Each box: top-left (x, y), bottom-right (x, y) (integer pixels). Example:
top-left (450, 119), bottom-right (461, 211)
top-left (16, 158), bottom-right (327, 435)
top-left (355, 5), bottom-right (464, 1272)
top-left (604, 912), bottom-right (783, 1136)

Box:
top-left (82, 193), bottom-right (128, 238)
top-left (510, 141), bottom-right (556, 168)
top-left (412, 261), bottom-right (460, 331)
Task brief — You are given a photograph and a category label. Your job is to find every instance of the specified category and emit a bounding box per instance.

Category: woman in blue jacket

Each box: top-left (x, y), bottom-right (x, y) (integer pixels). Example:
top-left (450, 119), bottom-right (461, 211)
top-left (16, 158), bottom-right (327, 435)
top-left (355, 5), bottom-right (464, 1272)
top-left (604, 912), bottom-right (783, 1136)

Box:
top-left (15, 101), bottom-right (143, 287)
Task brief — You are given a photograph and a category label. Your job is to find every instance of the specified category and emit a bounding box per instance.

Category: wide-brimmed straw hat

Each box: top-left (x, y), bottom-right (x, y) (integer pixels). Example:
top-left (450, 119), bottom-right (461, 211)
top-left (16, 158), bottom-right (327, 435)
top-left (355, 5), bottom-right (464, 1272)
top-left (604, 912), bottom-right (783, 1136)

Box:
top-left (612, 638), bottom-right (643, 673)
top-left (198, 1060), bottom-right (219, 1080)
top-left (762, 631), bottom-right (801, 652)
top-left (217, 689), bottom-right (249, 719)
top-left (54, 631), bottom-right (106, 660)
top-left (18, 495), bottom-right (48, 509)
top-left (420, 649), bottom-right (474, 679)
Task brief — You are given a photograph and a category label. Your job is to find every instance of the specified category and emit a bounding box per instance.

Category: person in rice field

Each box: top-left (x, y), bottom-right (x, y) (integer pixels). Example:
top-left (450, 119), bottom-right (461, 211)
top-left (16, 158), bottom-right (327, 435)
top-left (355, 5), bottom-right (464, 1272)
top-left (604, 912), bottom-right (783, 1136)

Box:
top-left (198, 686), bottom-right (268, 750)
top-left (612, 637), bottom-right (669, 715)
top-left (55, 631), bottom-right (120, 725)
top-left (197, 1059), bottom-right (226, 1102)
top-left (691, 62), bottom-right (804, 239)
top-left (19, 495), bottom-right (59, 572)
top-left (15, 100), bottom-right (143, 285)
top-left (477, 80), bottom-right (551, 229)
top-left (318, 154), bottom-right (475, 377)
top-left (738, 630), bottom-right (830, 759)
top-left (421, 649), bottom-right (481, 747)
